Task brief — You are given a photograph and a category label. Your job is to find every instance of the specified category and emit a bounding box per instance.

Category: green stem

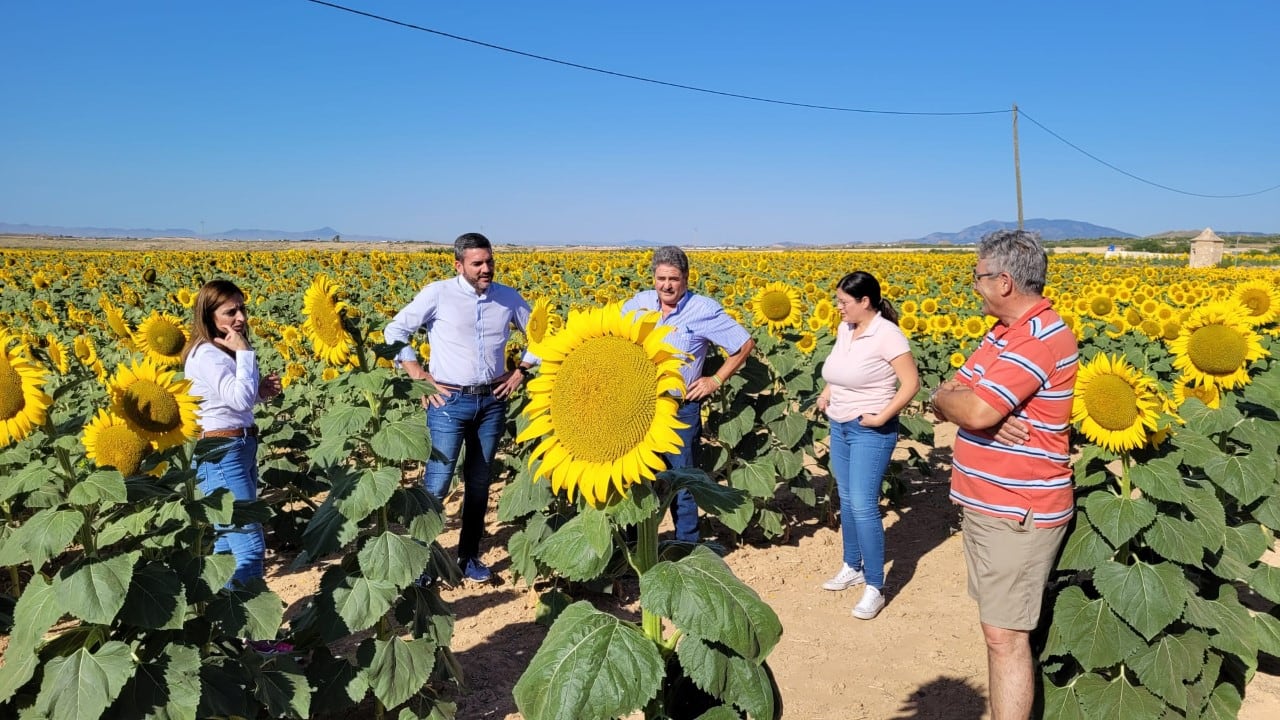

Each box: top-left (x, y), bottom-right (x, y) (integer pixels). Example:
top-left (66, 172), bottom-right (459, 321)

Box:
top-left (1117, 451), bottom-right (1132, 565)
top-left (635, 514), bottom-right (663, 643)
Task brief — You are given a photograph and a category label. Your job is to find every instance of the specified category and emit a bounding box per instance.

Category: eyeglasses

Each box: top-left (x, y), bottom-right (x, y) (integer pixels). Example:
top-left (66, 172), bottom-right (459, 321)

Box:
top-left (973, 270), bottom-right (1000, 281)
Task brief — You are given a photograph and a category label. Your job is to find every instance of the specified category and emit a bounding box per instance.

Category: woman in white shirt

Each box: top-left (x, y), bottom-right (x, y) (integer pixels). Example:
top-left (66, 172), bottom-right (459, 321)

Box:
top-left (181, 280), bottom-right (281, 586)
top-left (815, 271), bottom-right (919, 620)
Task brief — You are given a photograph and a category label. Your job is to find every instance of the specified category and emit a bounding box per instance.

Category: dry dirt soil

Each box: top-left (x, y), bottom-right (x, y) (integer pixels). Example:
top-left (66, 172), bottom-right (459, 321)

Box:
top-left (262, 423), bottom-right (1280, 720)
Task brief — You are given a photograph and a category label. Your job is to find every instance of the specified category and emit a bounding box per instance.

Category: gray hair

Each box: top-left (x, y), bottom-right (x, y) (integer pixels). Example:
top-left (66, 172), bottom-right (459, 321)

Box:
top-left (650, 246), bottom-right (690, 277)
top-left (453, 232), bottom-right (492, 261)
top-left (977, 229), bottom-right (1047, 295)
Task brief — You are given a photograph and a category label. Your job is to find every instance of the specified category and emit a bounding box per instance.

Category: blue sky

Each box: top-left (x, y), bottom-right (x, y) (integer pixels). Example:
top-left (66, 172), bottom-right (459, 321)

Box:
top-left (3, 1), bottom-right (1277, 245)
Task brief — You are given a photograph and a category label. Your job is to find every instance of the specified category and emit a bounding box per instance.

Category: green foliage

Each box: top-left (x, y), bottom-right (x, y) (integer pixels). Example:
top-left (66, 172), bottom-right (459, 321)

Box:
top-left (1042, 348), bottom-right (1280, 719)
top-left (0, 316), bottom-right (458, 718)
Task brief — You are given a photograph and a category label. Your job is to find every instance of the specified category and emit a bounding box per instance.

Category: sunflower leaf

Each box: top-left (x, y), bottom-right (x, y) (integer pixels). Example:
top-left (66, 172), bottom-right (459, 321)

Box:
top-left (729, 458), bottom-right (776, 499)
top-left (1204, 452), bottom-right (1272, 505)
top-left (677, 638), bottom-right (777, 720)
top-left (318, 403), bottom-right (373, 438)
top-left (768, 412), bottom-right (807, 449)
top-left (1047, 586), bottom-right (1144, 670)
top-left (1074, 670), bottom-right (1166, 720)
top-left (1210, 522), bottom-right (1268, 582)
top-left (513, 601), bottom-right (663, 720)
top-left (357, 532), bottom-right (431, 589)
top-left (534, 507), bottom-right (613, 582)
top-left (363, 636), bottom-right (436, 710)
top-left (1083, 492), bottom-right (1157, 547)
top-left (0, 507), bottom-right (83, 571)
top-left (663, 467), bottom-right (749, 520)
top-left (1041, 677), bottom-right (1091, 720)
top-left (1128, 458), bottom-right (1185, 503)
top-left (29, 641), bottom-right (135, 720)
top-left (1057, 514), bottom-right (1114, 571)
top-left (370, 420), bottom-right (429, 463)
top-left (332, 576), bottom-right (398, 634)
top-left (499, 465), bottom-right (555, 522)
top-left (118, 560), bottom-right (186, 630)
top-left (1126, 630), bottom-right (1208, 710)
top-left (1249, 563), bottom-right (1280, 604)
top-left (0, 575), bottom-right (65, 699)
top-left (206, 579), bottom-right (284, 640)
top-left (1183, 584), bottom-right (1258, 671)
top-left (61, 551), bottom-right (139, 625)
top-left (1181, 399), bottom-right (1242, 437)
top-left (640, 546), bottom-right (781, 661)
top-left (604, 481), bottom-right (659, 527)
top-left (339, 467), bottom-right (401, 523)
top-left (1092, 560), bottom-right (1190, 640)
top-left (1143, 515), bottom-right (1209, 565)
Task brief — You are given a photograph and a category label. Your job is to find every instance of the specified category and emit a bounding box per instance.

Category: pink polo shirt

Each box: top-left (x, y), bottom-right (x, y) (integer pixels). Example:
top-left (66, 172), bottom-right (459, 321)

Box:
top-left (822, 313), bottom-right (911, 422)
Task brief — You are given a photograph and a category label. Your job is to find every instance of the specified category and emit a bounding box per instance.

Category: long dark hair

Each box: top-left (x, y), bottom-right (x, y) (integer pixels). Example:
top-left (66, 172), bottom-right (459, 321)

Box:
top-left (181, 279), bottom-right (245, 362)
top-left (836, 271), bottom-right (898, 325)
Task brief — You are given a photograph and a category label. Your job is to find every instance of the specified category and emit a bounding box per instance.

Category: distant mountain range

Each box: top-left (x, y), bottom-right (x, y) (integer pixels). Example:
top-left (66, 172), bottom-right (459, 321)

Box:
top-left (0, 222), bottom-right (406, 243)
top-left (1, 219), bottom-right (1271, 246)
top-left (910, 219), bottom-right (1134, 244)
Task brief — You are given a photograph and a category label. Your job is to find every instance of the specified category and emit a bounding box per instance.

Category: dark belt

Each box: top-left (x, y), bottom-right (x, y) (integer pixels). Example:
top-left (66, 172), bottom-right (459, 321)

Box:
top-left (200, 426), bottom-right (258, 439)
top-left (438, 381), bottom-right (501, 396)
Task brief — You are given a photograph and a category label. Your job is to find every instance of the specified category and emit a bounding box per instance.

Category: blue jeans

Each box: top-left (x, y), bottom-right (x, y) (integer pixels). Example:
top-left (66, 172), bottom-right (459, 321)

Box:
top-left (828, 416), bottom-right (900, 589)
top-left (663, 400), bottom-right (703, 543)
top-left (425, 391), bottom-right (505, 561)
top-left (196, 436), bottom-right (265, 586)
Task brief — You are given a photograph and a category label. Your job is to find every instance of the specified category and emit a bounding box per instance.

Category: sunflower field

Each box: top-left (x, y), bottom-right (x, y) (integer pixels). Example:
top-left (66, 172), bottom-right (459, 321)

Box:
top-left (1, 244), bottom-right (1279, 719)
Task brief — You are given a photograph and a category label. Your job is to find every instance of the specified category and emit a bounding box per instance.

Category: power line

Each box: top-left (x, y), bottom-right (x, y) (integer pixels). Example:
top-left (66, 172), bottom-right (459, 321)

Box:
top-left (1019, 110), bottom-right (1280, 199)
top-left (303, 0), bottom-right (1280, 198)
top-left (302, 0), bottom-right (1005, 117)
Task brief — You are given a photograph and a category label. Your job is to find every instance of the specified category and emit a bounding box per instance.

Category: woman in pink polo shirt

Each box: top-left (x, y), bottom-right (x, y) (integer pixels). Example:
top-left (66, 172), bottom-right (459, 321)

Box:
top-left (816, 271), bottom-right (920, 620)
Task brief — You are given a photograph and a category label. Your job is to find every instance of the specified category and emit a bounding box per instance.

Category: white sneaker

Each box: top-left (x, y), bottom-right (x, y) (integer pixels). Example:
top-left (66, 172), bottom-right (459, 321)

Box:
top-left (822, 564), bottom-right (865, 591)
top-left (852, 586), bottom-right (885, 620)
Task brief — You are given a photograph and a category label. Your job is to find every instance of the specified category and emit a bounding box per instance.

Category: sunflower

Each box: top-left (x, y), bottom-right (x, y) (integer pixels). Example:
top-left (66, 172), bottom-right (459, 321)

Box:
top-left (1168, 302), bottom-right (1268, 390)
top-left (515, 305), bottom-right (688, 507)
top-left (813, 299), bottom-right (834, 324)
top-left (949, 351), bottom-right (967, 369)
top-left (321, 367), bottom-right (340, 382)
top-left (1071, 353), bottom-right (1162, 453)
top-left (45, 333), bottom-right (70, 375)
top-left (83, 409), bottom-right (152, 476)
top-left (175, 287), bottom-right (195, 308)
top-left (1085, 293), bottom-right (1115, 319)
top-left (1231, 280), bottom-right (1279, 326)
top-left (526, 298), bottom-right (551, 343)
top-left (100, 297), bottom-right (133, 340)
top-left (750, 281), bottom-right (803, 334)
top-left (107, 360), bottom-right (201, 449)
top-left (920, 298), bottom-right (940, 315)
top-left (302, 274), bottom-right (354, 366)
top-left (0, 331), bottom-right (53, 447)
top-left (796, 332), bottom-right (817, 354)
top-left (1172, 376), bottom-right (1221, 410)
top-left (134, 312), bottom-right (188, 367)
top-left (962, 315), bottom-right (989, 339)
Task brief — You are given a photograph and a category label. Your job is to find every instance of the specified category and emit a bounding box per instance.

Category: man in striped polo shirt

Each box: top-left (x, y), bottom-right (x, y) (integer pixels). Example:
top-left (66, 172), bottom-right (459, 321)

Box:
top-left (931, 229), bottom-right (1077, 720)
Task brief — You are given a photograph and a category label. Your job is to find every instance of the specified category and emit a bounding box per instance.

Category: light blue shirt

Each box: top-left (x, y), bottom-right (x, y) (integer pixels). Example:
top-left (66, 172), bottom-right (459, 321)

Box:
top-left (621, 290), bottom-right (752, 389)
top-left (385, 275), bottom-right (534, 386)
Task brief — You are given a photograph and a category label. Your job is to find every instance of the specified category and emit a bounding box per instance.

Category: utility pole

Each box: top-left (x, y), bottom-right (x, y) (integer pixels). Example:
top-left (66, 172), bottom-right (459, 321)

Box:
top-left (1012, 103), bottom-right (1024, 229)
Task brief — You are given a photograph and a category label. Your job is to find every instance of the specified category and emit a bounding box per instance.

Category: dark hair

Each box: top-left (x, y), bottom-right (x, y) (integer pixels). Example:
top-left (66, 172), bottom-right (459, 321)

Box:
top-left (978, 229), bottom-right (1047, 294)
top-left (836, 270), bottom-right (898, 324)
top-left (181, 279), bottom-right (244, 361)
top-left (453, 232), bottom-right (492, 261)
top-left (650, 245), bottom-right (690, 277)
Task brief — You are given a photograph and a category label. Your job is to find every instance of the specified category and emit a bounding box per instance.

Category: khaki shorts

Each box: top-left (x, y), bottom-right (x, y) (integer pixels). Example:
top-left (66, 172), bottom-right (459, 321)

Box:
top-left (962, 508), bottom-right (1068, 631)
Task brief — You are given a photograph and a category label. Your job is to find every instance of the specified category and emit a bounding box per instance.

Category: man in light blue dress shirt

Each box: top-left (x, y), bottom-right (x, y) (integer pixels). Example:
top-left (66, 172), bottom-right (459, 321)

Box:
top-left (385, 233), bottom-right (536, 583)
top-left (621, 246), bottom-right (755, 542)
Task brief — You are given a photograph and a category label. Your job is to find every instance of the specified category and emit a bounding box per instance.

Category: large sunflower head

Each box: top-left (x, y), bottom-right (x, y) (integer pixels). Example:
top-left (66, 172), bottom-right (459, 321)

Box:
top-left (1167, 301), bottom-right (1268, 390)
top-left (83, 409), bottom-right (153, 476)
top-left (107, 359), bottom-right (201, 449)
top-left (1231, 279), bottom-right (1279, 327)
top-left (527, 297), bottom-right (551, 343)
top-left (1071, 353), bottom-right (1162, 454)
top-left (515, 305), bottom-right (689, 508)
top-left (302, 274), bottom-right (354, 366)
top-left (134, 312), bottom-right (188, 367)
top-left (750, 281), bottom-right (803, 334)
top-left (0, 330), bottom-right (53, 448)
